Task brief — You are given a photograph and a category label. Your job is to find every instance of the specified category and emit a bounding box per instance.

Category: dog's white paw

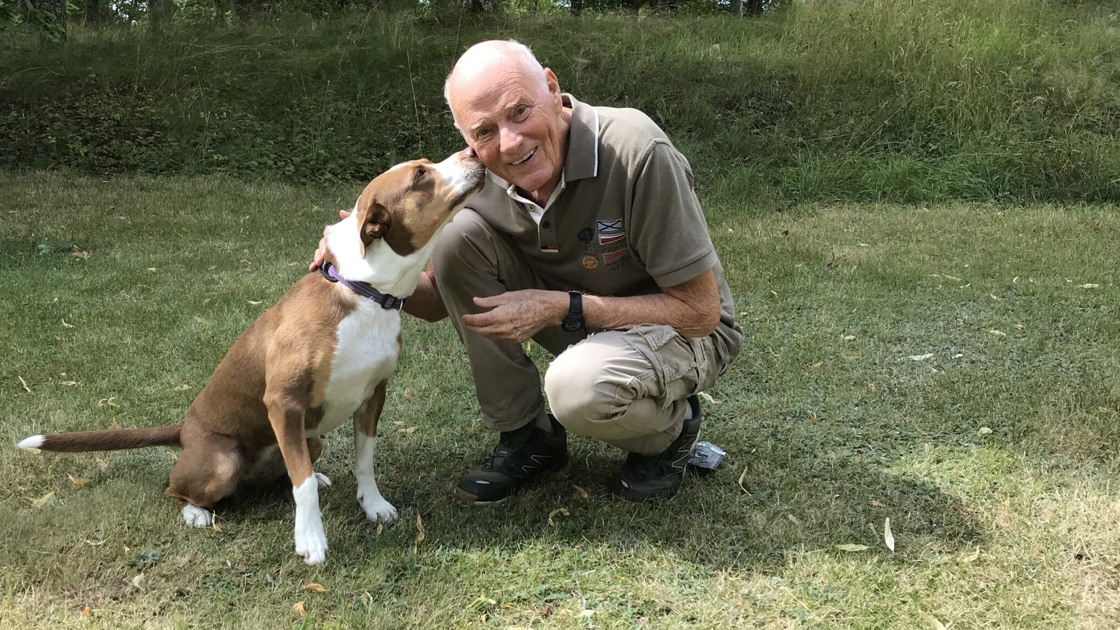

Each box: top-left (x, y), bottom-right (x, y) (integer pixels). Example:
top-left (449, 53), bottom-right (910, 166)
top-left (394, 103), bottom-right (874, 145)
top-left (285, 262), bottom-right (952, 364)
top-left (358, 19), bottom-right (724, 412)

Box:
top-left (358, 492), bottom-right (399, 524)
top-left (181, 504), bottom-right (213, 528)
top-left (294, 519), bottom-right (328, 565)
top-left (313, 472), bottom-right (332, 489)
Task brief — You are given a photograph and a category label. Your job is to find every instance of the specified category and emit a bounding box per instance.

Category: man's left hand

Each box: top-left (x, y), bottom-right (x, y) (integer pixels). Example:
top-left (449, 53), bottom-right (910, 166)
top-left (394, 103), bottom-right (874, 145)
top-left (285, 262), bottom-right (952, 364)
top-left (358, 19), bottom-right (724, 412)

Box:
top-left (461, 290), bottom-right (566, 343)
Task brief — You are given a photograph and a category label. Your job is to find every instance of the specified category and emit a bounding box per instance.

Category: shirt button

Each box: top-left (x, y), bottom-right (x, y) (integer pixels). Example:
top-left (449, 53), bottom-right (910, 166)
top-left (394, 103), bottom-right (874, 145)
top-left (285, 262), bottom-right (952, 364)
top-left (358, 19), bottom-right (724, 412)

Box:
top-left (541, 220), bottom-right (552, 229)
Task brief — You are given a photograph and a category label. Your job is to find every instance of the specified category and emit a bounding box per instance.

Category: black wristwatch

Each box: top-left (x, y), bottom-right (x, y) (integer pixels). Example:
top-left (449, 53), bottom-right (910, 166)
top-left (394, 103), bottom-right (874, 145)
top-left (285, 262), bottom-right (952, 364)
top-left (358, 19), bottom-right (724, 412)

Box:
top-left (561, 291), bottom-right (585, 332)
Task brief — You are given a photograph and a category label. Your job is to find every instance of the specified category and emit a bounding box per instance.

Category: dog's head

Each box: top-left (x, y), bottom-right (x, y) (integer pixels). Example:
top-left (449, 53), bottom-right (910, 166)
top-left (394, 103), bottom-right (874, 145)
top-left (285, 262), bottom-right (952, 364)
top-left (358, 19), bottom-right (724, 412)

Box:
top-left (347, 149), bottom-right (486, 259)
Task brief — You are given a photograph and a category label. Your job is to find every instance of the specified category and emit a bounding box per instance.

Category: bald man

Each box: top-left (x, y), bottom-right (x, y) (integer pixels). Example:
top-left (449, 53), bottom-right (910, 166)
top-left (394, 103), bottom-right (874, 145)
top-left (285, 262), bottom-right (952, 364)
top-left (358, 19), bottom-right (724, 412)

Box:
top-left (316, 40), bottom-right (742, 505)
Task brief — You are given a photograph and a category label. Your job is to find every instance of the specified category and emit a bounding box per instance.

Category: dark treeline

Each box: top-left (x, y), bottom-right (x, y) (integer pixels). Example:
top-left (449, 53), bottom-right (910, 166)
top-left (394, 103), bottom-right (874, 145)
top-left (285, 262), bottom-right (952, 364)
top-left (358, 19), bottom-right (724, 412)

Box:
top-left (2, 0), bottom-right (1118, 205)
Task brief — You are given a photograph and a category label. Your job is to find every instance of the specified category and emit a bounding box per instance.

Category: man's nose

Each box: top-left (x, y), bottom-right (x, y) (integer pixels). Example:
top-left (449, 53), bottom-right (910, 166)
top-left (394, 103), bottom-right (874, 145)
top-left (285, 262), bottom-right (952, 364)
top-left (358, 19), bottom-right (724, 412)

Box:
top-left (499, 125), bottom-right (521, 154)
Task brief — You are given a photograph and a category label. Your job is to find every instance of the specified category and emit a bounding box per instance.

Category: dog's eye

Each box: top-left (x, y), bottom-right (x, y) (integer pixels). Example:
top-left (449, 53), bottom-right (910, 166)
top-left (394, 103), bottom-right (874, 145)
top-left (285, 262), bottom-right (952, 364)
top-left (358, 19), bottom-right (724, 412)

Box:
top-left (413, 166), bottom-right (427, 181)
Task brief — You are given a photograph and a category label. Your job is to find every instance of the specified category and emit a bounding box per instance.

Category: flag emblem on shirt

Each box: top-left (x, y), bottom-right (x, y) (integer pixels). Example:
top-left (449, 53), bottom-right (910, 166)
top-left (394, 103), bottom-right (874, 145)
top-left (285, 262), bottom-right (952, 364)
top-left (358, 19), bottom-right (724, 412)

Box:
top-left (603, 248), bottom-right (628, 265)
top-left (596, 219), bottom-right (625, 246)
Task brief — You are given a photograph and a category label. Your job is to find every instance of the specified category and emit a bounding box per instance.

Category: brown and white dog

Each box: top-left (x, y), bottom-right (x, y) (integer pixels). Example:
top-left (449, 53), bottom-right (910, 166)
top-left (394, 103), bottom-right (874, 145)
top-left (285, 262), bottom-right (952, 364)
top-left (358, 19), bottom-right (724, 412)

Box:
top-left (18, 150), bottom-right (485, 565)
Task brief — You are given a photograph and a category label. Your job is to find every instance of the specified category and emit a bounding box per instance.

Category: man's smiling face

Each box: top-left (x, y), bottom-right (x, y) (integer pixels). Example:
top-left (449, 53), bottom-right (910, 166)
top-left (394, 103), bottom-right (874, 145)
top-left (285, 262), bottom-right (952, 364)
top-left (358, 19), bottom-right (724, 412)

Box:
top-left (447, 44), bottom-right (570, 203)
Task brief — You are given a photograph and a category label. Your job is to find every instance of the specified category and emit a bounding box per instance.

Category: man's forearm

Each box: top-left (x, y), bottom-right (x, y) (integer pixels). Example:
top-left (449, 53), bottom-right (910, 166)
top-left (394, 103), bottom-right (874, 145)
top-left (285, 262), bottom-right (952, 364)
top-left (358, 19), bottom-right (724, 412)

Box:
top-left (403, 269), bottom-right (449, 322)
top-left (580, 269), bottom-right (722, 338)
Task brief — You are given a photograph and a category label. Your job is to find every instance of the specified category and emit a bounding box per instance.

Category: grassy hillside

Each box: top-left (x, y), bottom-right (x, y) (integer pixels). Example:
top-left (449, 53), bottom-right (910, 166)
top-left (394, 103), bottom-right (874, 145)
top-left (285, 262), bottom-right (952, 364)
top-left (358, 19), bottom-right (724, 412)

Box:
top-left (3, 0), bottom-right (1119, 204)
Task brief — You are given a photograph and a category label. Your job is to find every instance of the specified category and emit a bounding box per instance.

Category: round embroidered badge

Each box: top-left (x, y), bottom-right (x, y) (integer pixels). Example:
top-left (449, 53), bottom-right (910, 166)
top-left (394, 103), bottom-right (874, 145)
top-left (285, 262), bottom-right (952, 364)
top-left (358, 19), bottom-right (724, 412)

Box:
top-left (582, 255), bottom-right (599, 270)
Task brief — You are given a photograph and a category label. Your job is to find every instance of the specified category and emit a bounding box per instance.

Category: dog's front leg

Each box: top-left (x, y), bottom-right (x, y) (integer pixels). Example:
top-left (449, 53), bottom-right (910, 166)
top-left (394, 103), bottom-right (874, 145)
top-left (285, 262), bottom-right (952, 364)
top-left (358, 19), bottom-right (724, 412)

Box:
top-left (266, 392), bottom-right (328, 565)
top-left (354, 380), bottom-right (398, 523)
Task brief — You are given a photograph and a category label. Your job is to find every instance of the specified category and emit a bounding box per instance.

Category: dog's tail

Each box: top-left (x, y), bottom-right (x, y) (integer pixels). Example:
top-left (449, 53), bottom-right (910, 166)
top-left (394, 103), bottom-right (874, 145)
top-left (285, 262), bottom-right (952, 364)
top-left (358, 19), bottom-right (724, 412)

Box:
top-left (18, 425), bottom-right (182, 452)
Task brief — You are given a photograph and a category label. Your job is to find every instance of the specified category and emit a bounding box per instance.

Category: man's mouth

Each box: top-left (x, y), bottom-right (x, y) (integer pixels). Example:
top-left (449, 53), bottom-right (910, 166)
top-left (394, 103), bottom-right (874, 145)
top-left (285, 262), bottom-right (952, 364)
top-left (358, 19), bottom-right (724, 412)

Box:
top-left (511, 148), bottom-right (537, 166)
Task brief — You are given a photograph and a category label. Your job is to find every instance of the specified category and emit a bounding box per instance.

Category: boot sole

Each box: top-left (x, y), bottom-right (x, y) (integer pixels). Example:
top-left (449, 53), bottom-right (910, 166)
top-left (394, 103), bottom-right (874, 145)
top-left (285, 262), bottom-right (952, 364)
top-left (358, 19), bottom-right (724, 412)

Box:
top-left (454, 459), bottom-right (572, 507)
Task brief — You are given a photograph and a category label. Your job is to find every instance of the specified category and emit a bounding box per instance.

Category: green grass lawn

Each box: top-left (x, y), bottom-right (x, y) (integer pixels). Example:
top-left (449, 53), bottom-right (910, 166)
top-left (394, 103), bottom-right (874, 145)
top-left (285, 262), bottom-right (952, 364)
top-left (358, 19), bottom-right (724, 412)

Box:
top-left (1, 172), bottom-right (1118, 628)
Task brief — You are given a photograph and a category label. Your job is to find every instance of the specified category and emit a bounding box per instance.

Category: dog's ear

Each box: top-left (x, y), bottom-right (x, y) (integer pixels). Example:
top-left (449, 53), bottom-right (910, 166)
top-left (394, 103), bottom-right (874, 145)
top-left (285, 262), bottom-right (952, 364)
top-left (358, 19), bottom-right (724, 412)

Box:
top-left (361, 203), bottom-right (391, 247)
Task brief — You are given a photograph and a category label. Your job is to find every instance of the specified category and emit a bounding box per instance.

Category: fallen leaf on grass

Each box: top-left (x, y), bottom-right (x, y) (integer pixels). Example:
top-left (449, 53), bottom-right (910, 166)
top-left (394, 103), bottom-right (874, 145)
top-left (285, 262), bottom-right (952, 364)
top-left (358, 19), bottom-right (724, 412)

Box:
top-left (737, 466), bottom-right (750, 494)
top-left (909, 353), bottom-right (934, 361)
top-left (919, 611), bottom-right (947, 630)
top-left (247, 300), bottom-right (262, 305)
top-left (97, 397), bottom-right (118, 408)
top-left (1013, 323), bottom-right (1025, 330)
top-left (173, 384), bottom-right (191, 392)
top-left (31, 492), bottom-right (56, 508)
top-left (547, 507), bottom-right (570, 526)
top-left (467, 596), bottom-right (497, 610)
top-left (989, 329), bottom-right (1006, 336)
top-left (698, 391), bottom-right (719, 405)
top-left (68, 475), bottom-right (91, 487)
top-left (376, 522), bottom-right (384, 537)
top-left (302, 582), bottom-right (327, 594)
top-left (978, 427), bottom-right (992, 436)
top-left (80, 607), bottom-right (91, 617)
top-left (72, 248), bottom-right (91, 260)
top-left (413, 515), bottom-right (426, 554)
top-left (130, 573), bottom-right (144, 590)
top-left (572, 485), bottom-right (589, 500)
top-left (62, 319), bottom-right (75, 328)
top-left (18, 376), bottom-right (31, 393)
top-left (1079, 284), bottom-right (1100, 289)
top-left (291, 602), bottom-right (307, 619)
top-left (884, 518), bottom-right (895, 552)
top-left (834, 544), bottom-right (869, 552)
top-left (842, 354), bottom-right (860, 361)
top-left (194, 316), bottom-right (209, 324)
top-left (147, 268), bottom-right (157, 272)
top-left (842, 335), bottom-right (856, 341)
top-left (805, 361), bottom-right (822, 371)
top-left (958, 548), bottom-right (981, 563)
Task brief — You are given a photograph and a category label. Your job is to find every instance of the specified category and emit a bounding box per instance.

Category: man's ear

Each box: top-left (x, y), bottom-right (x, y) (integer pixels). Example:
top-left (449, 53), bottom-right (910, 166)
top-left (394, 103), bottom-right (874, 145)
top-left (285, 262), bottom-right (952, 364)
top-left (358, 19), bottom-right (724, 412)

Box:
top-left (361, 203), bottom-right (391, 247)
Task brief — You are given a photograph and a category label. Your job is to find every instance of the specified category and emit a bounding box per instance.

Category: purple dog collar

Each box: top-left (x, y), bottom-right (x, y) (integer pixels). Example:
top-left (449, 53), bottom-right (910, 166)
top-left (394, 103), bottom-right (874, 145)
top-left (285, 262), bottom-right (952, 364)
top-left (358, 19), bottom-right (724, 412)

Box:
top-left (319, 261), bottom-right (405, 311)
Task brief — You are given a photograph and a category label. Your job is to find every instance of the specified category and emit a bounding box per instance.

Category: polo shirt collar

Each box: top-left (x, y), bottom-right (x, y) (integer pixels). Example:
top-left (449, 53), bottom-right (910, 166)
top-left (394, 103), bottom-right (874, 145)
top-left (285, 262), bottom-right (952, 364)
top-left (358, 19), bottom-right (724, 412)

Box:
top-left (563, 93), bottom-right (600, 182)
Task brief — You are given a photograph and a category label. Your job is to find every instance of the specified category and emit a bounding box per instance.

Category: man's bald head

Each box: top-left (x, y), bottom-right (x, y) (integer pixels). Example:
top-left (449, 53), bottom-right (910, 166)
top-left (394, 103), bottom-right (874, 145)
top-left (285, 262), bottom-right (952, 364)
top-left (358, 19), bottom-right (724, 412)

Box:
top-left (444, 40), bottom-right (549, 125)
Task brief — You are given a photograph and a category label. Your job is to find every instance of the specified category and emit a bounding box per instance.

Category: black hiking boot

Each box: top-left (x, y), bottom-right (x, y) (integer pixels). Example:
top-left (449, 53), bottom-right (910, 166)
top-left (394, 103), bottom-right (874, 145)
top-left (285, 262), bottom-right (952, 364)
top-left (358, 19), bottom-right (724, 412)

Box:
top-left (454, 415), bottom-right (570, 506)
top-left (611, 395), bottom-right (701, 502)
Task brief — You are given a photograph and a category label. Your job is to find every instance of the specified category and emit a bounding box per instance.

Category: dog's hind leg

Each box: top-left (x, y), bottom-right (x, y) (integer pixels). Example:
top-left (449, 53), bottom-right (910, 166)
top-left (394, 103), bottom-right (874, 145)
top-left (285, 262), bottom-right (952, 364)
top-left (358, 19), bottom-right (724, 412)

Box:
top-left (354, 380), bottom-right (398, 523)
top-left (166, 435), bottom-right (242, 528)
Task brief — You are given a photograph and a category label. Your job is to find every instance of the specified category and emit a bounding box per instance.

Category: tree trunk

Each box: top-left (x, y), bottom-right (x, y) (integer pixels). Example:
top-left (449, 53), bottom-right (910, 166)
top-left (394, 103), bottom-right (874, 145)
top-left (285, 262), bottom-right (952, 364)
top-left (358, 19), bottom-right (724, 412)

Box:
top-left (149, 0), bottom-right (168, 32)
top-left (728, 0), bottom-right (742, 17)
top-left (214, 0), bottom-right (226, 24)
top-left (570, 0), bottom-right (582, 15)
top-left (84, 0), bottom-right (99, 25)
top-left (33, 0), bottom-right (67, 43)
top-left (746, 0), bottom-right (763, 16)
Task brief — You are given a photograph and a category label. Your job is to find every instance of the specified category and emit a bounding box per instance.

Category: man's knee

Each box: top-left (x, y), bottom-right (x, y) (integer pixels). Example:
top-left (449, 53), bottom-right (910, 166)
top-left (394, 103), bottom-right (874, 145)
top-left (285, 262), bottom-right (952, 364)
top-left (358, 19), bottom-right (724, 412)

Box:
top-left (544, 338), bottom-right (650, 432)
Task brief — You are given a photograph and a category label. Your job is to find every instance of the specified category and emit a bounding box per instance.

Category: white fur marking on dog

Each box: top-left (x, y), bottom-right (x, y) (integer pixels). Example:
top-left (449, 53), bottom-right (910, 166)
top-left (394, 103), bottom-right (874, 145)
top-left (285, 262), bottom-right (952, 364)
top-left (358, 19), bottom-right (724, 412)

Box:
top-left (292, 475), bottom-right (328, 565)
top-left (355, 431), bottom-right (398, 523)
top-left (182, 504), bottom-right (214, 528)
top-left (316, 303), bottom-right (400, 437)
top-left (18, 435), bottom-right (44, 450)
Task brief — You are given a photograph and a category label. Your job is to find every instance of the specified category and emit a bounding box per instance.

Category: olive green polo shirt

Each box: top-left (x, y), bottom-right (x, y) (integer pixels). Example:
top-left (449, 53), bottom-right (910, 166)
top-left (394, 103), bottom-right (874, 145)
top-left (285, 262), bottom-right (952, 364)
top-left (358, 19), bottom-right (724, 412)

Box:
top-left (468, 94), bottom-right (743, 360)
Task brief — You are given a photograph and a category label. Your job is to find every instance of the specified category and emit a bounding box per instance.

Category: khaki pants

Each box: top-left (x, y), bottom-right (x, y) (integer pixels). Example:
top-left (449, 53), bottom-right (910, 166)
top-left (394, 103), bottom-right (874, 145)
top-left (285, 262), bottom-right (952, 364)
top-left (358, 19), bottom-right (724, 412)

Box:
top-left (431, 210), bottom-right (726, 456)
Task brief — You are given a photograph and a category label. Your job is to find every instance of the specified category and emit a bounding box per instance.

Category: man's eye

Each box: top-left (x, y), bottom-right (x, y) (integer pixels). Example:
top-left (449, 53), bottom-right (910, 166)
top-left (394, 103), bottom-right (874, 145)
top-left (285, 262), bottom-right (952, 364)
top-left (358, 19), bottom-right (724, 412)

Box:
top-left (515, 106), bottom-right (528, 117)
top-left (477, 128), bottom-right (492, 139)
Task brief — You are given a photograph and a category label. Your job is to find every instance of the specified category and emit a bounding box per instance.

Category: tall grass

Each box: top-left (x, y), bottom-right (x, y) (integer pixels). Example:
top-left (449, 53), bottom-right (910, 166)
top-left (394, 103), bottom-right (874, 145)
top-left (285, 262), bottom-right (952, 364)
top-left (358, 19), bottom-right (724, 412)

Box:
top-left (2, 0), bottom-right (1118, 203)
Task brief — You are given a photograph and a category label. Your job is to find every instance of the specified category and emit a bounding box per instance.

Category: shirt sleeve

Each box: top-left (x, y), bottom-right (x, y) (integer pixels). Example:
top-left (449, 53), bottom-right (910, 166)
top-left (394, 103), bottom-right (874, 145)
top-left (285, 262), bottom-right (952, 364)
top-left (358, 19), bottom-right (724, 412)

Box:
top-left (627, 140), bottom-right (719, 288)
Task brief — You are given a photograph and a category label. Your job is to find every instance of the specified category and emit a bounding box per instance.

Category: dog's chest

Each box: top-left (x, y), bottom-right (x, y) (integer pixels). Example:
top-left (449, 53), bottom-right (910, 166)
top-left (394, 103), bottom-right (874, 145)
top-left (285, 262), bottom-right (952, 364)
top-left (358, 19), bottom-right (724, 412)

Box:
top-left (314, 301), bottom-right (401, 436)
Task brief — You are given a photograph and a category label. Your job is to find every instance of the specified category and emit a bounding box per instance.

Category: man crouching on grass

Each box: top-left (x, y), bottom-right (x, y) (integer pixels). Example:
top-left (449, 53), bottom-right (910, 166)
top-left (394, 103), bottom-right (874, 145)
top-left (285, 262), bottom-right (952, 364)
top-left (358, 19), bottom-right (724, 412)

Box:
top-left (315, 39), bottom-right (742, 504)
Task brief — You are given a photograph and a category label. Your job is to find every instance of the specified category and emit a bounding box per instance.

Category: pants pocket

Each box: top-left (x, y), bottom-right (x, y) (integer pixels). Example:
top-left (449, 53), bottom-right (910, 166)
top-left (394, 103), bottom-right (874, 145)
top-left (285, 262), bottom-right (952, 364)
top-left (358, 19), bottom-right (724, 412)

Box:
top-left (623, 325), bottom-right (720, 410)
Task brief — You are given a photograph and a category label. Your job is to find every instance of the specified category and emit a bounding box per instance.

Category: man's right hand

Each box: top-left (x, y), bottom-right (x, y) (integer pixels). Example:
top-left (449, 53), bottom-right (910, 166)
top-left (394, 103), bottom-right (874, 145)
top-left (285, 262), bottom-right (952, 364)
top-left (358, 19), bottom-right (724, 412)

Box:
top-left (309, 209), bottom-right (350, 271)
